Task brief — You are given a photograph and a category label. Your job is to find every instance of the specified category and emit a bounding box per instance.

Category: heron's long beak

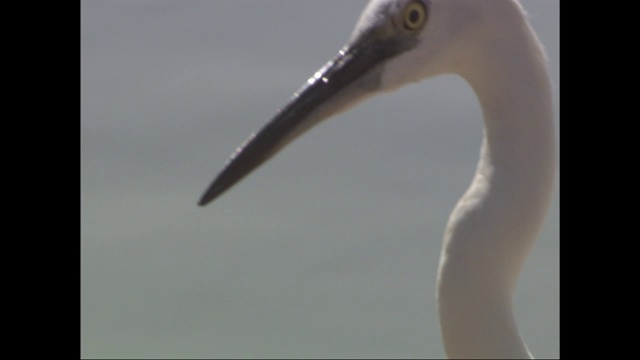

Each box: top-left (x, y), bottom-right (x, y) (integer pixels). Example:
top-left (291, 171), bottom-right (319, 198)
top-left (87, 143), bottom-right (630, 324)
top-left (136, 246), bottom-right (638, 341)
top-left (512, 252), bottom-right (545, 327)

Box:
top-left (199, 32), bottom-right (415, 206)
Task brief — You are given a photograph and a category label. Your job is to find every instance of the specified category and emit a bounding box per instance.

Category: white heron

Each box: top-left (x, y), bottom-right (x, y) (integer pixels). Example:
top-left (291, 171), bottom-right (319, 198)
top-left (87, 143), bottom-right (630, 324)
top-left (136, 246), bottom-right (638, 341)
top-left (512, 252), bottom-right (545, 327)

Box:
top-left (199, 0), bottom-right (555, 358)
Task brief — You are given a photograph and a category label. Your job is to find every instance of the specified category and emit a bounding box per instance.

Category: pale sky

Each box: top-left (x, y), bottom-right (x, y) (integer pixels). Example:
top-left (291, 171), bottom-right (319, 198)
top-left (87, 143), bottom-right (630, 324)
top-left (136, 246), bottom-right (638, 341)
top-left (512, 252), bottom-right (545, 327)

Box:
top-left (81, 1), bottom-right (559, 358)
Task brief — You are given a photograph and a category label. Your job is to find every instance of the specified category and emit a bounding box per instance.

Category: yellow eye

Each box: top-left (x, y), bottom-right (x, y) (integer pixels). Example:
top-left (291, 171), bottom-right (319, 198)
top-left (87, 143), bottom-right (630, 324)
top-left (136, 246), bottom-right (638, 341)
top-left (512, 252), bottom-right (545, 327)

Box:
top-left (403, 1), bottom-right (427, 31)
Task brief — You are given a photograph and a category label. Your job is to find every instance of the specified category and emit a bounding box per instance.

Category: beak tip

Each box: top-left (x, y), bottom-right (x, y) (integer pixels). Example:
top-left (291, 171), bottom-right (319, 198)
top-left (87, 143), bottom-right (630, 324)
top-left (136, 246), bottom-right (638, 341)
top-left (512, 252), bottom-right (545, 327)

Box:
top-left (198, 188), bottom-right (219, 207)
top-left (199, 175), bottom-right (234, 206)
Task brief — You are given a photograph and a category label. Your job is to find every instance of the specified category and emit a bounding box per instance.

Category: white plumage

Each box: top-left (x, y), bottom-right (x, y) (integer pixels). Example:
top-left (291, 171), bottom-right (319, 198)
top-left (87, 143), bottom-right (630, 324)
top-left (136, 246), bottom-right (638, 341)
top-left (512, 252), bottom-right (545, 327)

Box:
top-left (200, 1), bottom-right (556, 358)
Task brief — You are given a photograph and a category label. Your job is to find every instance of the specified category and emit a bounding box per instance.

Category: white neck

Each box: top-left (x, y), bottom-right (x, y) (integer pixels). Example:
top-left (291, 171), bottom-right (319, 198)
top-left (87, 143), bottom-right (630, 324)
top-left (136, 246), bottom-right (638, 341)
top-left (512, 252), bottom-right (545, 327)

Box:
top-left (436, 9), bottom-right (555, 359)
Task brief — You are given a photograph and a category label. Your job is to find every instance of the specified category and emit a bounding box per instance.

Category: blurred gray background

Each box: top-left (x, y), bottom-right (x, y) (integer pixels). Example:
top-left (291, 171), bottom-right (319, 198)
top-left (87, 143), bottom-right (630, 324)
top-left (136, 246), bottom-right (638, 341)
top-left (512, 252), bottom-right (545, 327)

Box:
top-left (81, 1), bottom-right (559, 358)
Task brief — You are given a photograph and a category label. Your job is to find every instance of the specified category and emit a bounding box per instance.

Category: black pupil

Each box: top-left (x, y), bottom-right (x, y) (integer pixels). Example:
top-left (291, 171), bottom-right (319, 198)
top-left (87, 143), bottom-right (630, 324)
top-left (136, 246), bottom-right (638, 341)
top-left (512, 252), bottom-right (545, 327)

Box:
top-left (408, 9), bottom-right (420, 23)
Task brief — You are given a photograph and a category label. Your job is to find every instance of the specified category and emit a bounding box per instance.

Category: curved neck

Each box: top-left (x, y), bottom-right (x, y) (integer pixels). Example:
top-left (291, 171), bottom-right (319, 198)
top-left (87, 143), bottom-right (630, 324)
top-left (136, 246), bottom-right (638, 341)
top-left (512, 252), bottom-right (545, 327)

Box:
top-left (436, 13), bottom-right (555, 360)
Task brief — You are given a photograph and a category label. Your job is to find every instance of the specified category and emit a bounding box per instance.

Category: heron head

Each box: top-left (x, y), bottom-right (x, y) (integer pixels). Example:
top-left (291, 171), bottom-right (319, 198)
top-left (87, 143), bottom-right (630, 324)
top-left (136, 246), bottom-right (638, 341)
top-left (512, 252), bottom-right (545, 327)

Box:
top-left (352, 0), bottom-right (510, 91)
top-left (199, 0), bottom-right (516, 205)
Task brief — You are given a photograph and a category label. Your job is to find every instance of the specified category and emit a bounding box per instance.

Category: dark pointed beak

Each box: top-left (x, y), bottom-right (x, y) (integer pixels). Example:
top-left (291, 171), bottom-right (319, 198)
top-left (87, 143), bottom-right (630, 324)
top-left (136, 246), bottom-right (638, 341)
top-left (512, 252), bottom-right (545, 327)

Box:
top-left (199, 32), bottom-right (416, 206)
